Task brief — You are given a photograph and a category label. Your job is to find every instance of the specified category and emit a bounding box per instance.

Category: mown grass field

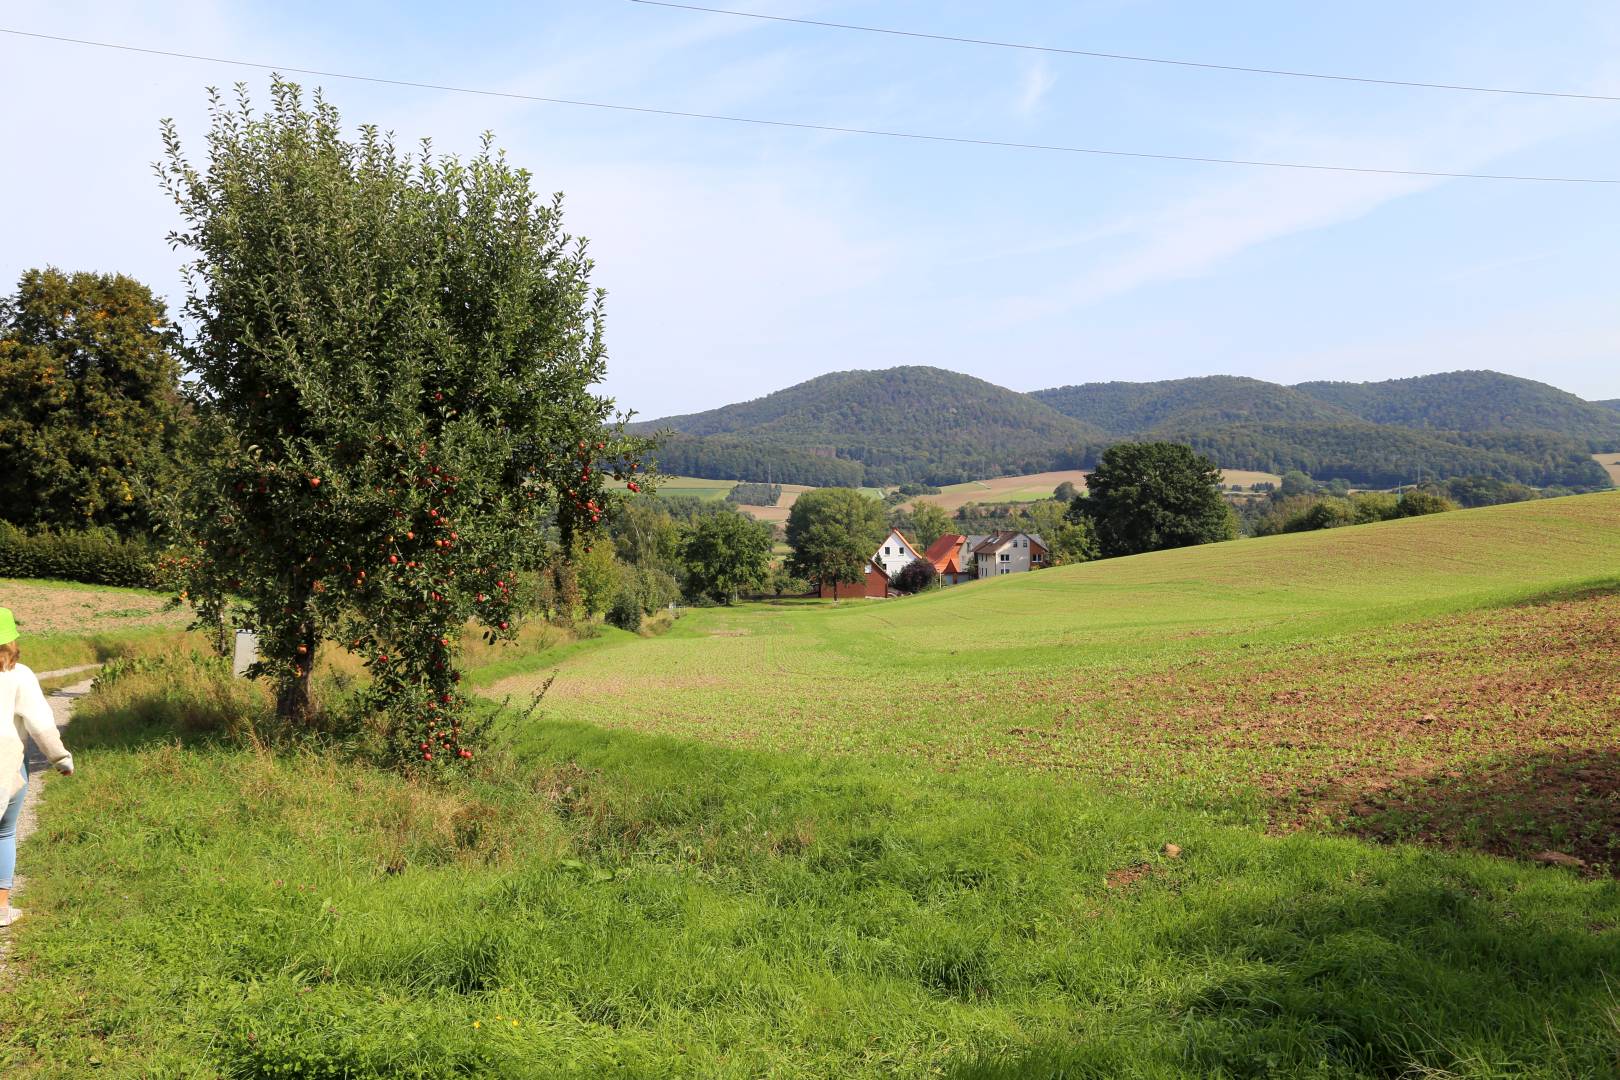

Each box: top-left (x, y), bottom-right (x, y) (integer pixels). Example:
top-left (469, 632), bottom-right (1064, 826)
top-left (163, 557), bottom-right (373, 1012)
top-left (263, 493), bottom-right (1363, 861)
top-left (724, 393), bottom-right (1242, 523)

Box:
top-left (3, 495), bottom-right (1619, 1077)
top-left (1593, 452), bottom-right (1620, 487)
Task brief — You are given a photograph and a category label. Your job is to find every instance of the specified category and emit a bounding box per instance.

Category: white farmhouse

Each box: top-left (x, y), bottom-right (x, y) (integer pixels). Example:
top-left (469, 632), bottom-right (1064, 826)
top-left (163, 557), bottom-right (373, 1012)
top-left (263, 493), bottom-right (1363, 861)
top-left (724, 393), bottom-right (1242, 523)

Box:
top-left (872, 528), bottom-right (922, 578)
top-left (971, 531), bottom-right (1049, 579)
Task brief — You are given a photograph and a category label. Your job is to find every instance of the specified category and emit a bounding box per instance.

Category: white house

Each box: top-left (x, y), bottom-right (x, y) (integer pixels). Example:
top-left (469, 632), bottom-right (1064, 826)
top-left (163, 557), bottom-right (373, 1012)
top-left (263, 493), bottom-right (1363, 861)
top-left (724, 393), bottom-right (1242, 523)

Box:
top-left (972, 531), bottom-right (1048, 579)
top-left (872, 528), bottom-right (922, 578)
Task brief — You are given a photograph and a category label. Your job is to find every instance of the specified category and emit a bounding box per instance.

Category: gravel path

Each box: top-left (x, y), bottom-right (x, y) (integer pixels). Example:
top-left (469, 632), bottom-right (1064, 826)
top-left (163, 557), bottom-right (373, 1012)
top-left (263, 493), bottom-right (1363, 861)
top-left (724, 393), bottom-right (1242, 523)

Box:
top-left (0, 668), bottom-right (96, 972)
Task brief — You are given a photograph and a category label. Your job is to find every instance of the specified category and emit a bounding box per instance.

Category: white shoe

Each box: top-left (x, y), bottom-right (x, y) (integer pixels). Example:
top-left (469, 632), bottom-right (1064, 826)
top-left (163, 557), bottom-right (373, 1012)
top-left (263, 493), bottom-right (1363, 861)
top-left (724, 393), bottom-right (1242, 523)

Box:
top-left (0, 907), bottom-right (22, 928)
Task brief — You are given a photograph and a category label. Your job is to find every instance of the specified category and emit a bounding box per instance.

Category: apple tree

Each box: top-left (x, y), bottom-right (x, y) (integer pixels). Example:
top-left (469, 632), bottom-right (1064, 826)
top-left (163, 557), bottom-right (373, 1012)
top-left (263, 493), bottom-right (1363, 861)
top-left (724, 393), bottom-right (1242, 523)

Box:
top-left (158, 80), bottom-right (651, 762)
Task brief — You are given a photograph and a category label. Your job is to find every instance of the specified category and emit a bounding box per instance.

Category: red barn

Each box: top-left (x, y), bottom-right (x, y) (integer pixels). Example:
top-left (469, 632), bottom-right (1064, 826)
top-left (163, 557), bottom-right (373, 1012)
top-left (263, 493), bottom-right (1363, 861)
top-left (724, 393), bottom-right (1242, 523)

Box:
top-left (818, 561), bottom-right (890, 599)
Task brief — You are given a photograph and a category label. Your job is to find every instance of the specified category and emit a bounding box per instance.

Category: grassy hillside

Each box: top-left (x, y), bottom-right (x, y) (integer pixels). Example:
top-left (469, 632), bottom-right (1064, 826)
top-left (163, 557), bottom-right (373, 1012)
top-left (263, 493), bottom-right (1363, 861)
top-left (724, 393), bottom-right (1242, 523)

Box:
top-left (1296, 370), bottom-right (1620, 443)
top-left (7, 497), bottom-right (1620, 1076)
top-left (499, 493), bottom-right (1620, 853)
top-left (640, 366), bottom-right (1103, 487)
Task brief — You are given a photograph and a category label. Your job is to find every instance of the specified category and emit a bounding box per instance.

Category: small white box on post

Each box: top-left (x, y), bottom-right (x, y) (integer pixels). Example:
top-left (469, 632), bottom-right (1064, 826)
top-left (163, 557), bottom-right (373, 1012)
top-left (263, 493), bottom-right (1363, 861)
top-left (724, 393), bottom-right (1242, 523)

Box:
top-left (232, 629), bottom-right (260, 678)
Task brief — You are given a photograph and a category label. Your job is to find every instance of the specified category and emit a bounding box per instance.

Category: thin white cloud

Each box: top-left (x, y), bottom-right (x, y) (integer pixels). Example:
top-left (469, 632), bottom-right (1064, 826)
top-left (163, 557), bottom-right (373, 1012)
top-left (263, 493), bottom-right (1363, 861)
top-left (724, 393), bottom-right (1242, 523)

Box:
top-left (1014, 58), bottom-right (1055, 116)
top-left (994, 86), bottom-right (1620, 324)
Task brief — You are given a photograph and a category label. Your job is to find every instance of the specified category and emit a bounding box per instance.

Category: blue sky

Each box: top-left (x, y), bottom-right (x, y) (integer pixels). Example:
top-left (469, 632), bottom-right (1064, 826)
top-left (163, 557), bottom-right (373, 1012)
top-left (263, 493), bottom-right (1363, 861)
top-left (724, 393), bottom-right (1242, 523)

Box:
top-left (4, 1), bottom-right (1618, 418)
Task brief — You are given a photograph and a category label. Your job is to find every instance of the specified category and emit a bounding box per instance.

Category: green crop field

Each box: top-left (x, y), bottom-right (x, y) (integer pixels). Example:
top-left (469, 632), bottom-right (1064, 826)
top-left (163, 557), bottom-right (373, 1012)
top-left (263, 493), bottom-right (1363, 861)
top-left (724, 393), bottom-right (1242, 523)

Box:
top-left (648, 475), bottom-right (738, 501)
top-left (5, 494), bottom-right (1619, 1077)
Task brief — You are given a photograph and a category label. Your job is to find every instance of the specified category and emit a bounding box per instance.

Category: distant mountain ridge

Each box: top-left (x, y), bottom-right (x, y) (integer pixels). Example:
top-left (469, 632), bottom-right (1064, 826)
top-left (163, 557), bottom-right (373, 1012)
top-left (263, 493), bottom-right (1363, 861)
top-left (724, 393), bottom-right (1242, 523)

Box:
top-left (1292, 371), bottom-right (1620, 442)
top-left (637, 366), bottom-right (1103, 487)
top-left (642, 366), bottom-right (1616, 491)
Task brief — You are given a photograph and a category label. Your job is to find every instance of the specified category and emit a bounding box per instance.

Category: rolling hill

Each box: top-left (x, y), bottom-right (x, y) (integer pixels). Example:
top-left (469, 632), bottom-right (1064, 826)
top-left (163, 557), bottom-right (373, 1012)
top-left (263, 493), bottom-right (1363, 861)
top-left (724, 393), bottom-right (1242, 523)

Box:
top-left (1294, 370), bottom-right (1620, 442)
top-left (643, 366), bottom-right (1616, 491)
top-left (1030, 375), bottom-right (1360, 436)
top-left (638, 366), bottom-right (1104, 487)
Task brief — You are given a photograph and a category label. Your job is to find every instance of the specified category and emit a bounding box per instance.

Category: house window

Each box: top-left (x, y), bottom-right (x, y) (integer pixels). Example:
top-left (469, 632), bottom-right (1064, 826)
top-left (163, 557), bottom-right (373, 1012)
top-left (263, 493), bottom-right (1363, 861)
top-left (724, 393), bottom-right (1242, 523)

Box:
top-left (1000, 553), bottom-right (1010, 562)
top-left (899, 546), bottom-right (906, 555)
top-left (884, 546), bottom-right (891, 555)
top-left (1000, 568), bottom-right (1009, 575)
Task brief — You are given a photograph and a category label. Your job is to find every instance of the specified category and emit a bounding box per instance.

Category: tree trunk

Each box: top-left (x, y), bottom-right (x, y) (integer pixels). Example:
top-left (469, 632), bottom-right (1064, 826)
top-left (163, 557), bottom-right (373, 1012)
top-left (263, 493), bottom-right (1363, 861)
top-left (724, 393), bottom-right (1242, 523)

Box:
top-left (276, 638), bottom-right (317, 724)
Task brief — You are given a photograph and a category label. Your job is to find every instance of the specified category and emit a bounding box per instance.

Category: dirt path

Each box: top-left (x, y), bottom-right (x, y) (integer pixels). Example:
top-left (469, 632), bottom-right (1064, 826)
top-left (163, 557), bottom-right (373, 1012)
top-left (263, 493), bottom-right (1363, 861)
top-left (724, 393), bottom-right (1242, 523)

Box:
top-left (0, 668), bottom-right (96, 971)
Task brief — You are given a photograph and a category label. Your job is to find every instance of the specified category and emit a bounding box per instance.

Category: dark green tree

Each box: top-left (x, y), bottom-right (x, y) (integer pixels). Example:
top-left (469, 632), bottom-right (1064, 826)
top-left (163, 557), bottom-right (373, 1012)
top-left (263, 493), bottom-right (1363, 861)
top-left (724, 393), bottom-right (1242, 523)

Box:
top-left (678, 511), bottom-right (773, 604)
top-left (892, 557), bottom-right (937, 594)
top-left (785, 487), bottom-right (887, 595)
top-left (0, 269), bottom-right (185, 534)
top-left (158, 80), bottom-right (651, 752)
top-left (1072, 442), bottom-right (1234, 557)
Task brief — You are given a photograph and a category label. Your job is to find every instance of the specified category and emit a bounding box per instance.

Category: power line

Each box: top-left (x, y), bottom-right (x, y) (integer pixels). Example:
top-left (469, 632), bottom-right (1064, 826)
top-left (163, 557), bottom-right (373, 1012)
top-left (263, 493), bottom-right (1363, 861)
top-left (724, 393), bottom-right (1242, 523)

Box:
top-left (629, 1), bottom-right (1620, 104)
top-left (1, 26), bottom-right (1615, 185)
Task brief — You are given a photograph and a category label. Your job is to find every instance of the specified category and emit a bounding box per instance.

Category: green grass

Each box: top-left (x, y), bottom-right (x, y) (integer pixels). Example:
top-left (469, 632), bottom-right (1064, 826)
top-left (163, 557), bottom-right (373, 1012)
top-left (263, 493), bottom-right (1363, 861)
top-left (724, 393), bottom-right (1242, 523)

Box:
top-left (5, 494), bottom-right (1620, 1076)
top-left (491, 494), bottom-right (1620, 861)
top-left (7, 681), bottom-right (1619, 1077)
top-left (650, 476), bottom-right (737, 501)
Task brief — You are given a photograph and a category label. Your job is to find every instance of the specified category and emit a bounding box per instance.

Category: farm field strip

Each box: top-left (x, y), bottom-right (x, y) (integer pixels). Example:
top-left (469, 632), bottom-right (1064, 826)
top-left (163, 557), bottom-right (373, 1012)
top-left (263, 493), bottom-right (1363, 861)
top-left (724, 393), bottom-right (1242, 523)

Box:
top-left (1592, 452), bottom-right (1620, 486)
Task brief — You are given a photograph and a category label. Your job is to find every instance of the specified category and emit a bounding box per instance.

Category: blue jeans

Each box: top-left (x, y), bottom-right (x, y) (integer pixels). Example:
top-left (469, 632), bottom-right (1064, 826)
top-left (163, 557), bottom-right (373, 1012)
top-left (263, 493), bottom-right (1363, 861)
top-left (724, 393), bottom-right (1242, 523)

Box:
top-left (0, 766), bottom-right (27, 892)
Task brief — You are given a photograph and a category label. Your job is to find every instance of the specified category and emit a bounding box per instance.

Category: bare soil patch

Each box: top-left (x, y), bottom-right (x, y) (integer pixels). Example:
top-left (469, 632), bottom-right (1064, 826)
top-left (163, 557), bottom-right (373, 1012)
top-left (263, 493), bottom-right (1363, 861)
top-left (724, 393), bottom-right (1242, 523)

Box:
top-left (0, 579), bottom-right (187, 637)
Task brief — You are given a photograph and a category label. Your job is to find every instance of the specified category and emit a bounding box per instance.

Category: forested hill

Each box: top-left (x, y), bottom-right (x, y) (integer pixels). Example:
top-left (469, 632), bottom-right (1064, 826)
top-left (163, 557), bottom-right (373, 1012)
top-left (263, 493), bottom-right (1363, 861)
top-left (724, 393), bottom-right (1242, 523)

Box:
top-left (640, 366), bottom-right (1616, 490)
top-left (1030, 375), bottom-right (1360, 436)
top-left (1031, 370), bottom-right (1614, 489)
top-left (1293, 371), bottom-right (1620, 443)
top-left (637, 366), bottom-right (1103, 487)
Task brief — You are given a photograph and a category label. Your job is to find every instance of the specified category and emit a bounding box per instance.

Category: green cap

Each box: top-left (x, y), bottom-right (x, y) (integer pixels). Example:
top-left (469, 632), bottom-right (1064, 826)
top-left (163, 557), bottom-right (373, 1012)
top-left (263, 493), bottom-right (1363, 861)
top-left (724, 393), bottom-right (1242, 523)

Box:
top-left (0, 608), bottom-right (15, 647)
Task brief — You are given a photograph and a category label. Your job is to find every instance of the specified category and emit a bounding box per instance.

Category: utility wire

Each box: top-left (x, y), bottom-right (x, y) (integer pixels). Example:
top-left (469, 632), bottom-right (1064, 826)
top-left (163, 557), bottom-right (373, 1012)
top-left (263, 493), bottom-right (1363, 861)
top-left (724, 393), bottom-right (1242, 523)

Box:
top-left (629, 0), bottom-right (1620, 103)
top-left (1, 26), bottom-right (1615, 185)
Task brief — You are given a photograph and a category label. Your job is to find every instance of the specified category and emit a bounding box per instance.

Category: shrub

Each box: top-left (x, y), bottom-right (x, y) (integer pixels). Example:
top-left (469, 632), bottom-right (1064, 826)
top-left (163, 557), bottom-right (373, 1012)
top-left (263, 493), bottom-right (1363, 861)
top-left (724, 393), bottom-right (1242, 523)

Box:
top-left (1395, 490), bottom-right (1458, 518)
top-left (0, 522), bottom-right (158, 588)
top-left (606, 590), bottom-right (643, 632)
top-left (892, 558), bottom-right (938, 594)
top-left (1285, 499), bottom-right (1357, 532)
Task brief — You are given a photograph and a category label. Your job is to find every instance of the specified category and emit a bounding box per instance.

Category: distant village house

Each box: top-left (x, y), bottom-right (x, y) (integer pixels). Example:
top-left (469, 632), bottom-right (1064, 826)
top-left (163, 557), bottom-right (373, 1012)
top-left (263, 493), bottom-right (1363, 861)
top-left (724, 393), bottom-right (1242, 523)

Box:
top-left (818, 528), bottom-right (1047, 598)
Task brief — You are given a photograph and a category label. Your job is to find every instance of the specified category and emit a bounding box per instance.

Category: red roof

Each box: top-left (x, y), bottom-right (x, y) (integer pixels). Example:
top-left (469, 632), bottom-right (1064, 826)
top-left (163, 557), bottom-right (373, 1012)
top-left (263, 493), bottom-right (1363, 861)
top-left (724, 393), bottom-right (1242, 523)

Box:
top-left (925, 533), bottom-right (966, 574)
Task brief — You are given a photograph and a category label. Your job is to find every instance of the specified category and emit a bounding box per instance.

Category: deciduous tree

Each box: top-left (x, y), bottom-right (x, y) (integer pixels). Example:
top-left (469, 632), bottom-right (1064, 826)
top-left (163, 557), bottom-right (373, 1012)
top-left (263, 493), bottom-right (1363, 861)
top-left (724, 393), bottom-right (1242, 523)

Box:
top-left (0, 269), bottom-right (185, 535)
top-left (906, 500), bottom-right (951, 550)
top-left (159, 80), bottom-right (650, 759)
top-left (785, 487), bottom-right (886, 595)
top-left (1071, 442), bottom-right (1233, 558)
top-left (678, 511), bottom-right (773, 604)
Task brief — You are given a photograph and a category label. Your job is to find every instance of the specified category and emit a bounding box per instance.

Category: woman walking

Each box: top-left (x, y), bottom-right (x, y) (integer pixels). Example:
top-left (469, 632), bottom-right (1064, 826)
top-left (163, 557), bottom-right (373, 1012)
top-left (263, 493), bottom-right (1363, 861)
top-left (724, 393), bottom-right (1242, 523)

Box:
top-left (0, 608), bottom-right (74, 927)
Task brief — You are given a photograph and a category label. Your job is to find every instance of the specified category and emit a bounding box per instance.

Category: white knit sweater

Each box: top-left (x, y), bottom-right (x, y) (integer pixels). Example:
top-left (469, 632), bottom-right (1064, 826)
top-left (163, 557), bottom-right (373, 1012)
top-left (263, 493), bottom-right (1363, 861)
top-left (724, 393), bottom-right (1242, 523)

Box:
top-left (0, 664), bottom-right (74, 800)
